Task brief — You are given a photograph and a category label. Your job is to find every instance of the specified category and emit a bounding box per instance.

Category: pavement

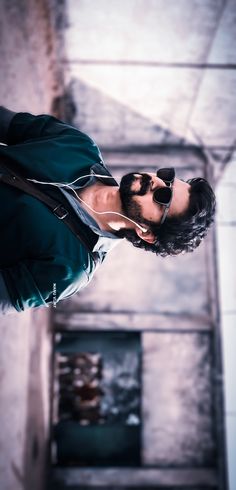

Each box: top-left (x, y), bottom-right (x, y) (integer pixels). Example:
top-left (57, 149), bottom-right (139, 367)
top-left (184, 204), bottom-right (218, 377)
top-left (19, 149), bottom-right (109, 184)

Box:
top-left (0, 308), bottom-right (52, 490)
top-left (0, 1), bottom-right (63, 489)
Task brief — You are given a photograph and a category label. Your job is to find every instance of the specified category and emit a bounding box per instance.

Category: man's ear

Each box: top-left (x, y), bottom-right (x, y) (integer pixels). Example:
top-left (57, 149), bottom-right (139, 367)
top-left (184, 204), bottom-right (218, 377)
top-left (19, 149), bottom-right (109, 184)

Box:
top-left (135, 226), bottom-right (156, 244)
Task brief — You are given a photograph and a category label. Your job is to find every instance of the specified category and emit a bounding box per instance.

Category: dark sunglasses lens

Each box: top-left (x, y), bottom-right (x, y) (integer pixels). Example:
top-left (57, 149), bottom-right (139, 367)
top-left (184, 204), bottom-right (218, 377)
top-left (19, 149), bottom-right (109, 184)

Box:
top-left (154, 186), bottom-right (172, 204)
top-left (156, 167), bottom-right (175, 182)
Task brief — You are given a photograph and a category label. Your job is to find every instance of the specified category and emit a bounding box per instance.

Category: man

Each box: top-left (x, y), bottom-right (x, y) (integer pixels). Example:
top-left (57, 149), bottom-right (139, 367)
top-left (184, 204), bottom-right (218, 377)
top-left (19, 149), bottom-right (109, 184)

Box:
top-left (0, 106), bottom-right (216, 314)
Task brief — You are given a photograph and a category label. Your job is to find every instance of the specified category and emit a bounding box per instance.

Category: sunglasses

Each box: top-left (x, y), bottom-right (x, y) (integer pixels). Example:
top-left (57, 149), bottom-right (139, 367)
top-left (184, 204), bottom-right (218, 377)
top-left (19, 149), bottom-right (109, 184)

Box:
top-left (153, 167), bottom-right (175, 225)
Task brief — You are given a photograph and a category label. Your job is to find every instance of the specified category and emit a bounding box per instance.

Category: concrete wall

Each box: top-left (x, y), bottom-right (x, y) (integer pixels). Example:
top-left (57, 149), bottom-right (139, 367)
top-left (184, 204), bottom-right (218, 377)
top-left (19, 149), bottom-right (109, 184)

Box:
top-left (64, 0), bottom-right (236, 155)
top-left (216, 154), bottom-right (236, 490)
top-left (51, 1), bottom-right (235, 488)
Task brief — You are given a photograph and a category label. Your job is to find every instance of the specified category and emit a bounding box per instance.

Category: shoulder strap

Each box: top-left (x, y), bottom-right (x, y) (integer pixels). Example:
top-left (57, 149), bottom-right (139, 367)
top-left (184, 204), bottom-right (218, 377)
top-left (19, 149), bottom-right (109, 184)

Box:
top-left (0, 154), bottom-right (99, 263)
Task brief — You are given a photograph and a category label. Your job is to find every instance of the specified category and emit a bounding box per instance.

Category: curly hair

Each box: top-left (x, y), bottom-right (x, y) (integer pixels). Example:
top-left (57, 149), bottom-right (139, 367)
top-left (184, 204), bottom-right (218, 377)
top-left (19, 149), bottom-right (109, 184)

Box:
top-left (116, 177), bottom-right (216, 257)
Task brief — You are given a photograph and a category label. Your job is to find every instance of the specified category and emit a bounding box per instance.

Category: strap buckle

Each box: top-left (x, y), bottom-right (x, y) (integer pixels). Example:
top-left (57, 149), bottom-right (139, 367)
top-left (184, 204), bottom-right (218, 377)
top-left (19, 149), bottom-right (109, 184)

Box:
top-left (53, 204), bottom-right (69, 220)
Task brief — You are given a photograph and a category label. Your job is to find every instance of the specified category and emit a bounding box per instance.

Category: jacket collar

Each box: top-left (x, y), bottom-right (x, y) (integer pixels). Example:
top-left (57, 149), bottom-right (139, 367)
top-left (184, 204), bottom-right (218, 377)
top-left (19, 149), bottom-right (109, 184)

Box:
top-left (91, 162), bottom-right (118, 187)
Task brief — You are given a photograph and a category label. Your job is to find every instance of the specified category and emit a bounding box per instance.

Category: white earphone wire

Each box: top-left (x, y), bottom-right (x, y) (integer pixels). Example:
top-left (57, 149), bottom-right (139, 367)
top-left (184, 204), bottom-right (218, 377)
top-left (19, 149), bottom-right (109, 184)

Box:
top-left (27, 174), bottom-right (147, 233)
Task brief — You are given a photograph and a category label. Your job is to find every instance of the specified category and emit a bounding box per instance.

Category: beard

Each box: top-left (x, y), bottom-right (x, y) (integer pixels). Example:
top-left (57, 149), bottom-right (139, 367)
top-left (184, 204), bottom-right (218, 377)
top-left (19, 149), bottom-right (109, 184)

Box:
top-left (119, 172), bottom-right (152, 226)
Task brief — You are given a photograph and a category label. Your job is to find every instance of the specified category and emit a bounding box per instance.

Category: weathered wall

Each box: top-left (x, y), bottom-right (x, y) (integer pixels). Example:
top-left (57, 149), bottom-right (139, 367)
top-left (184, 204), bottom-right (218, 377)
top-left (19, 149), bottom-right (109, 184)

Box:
top-left (51, 1), bottom-right (235, 488)
top-left (64, 0), bottom-right (236, 155)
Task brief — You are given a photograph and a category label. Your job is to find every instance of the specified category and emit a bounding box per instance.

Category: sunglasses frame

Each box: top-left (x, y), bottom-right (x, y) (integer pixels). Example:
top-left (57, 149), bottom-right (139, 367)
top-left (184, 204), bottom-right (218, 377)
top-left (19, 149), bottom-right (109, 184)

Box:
top-left (154, 168), bottom-right (175, 225)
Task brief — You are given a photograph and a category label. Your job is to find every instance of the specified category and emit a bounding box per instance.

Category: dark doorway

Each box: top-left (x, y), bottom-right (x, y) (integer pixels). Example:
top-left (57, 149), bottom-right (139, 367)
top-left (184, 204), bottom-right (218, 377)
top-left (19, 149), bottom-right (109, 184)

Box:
top-left (52, 331), bottom-right (141, 466)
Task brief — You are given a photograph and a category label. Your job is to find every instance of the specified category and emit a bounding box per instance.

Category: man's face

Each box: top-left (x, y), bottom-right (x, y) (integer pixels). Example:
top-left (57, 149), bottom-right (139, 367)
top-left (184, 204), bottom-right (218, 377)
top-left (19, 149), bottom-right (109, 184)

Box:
top-left (119, 171), bottom-right (190, 227)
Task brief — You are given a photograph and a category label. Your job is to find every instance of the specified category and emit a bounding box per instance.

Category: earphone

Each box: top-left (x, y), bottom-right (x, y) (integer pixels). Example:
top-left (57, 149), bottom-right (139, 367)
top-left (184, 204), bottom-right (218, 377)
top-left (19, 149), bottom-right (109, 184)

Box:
top-left (27, 173), bottom-right (148, 233)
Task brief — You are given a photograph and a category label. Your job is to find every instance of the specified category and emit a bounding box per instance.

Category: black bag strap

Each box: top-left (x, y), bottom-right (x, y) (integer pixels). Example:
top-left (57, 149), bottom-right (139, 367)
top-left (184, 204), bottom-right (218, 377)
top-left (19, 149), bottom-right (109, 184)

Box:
top-left (0, 154), bottom-right (99, 262)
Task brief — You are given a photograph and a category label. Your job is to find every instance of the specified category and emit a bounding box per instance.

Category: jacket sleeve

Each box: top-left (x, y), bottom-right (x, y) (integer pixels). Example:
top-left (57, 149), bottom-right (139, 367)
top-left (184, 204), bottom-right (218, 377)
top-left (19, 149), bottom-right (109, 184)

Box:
top-left (1, 256), bottom-right (89, 312)
top-left (0, 272), bottom-right (18, 314)
top-left (4, 109), bottom-right (94, 146)
top-left (0, 106), bottom-right (17, 144)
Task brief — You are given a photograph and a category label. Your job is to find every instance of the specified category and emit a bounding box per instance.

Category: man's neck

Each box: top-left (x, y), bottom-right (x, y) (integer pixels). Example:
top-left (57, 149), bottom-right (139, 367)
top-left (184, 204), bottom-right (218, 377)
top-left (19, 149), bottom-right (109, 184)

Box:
top-left (76, 181), bottom-right (126, 232)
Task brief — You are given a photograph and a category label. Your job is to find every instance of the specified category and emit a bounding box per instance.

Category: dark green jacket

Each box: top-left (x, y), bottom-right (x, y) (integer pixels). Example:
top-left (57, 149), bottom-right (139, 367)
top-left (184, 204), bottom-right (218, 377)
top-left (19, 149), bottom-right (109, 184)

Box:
top-left (0, 111), bottom-right (115, 311)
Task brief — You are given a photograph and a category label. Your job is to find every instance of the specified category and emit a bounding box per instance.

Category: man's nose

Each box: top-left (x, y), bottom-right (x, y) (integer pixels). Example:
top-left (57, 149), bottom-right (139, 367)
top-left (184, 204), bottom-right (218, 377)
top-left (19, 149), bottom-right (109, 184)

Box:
top-left (151, 176), bottom-right (167, 190)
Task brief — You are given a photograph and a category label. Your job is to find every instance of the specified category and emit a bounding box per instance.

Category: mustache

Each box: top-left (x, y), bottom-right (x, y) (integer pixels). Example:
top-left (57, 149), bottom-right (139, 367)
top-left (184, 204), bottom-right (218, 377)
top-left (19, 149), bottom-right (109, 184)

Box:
top-left (139, 173), bottom-right (152, 195)
top-left (119, 172), bottom-right (152, 197)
